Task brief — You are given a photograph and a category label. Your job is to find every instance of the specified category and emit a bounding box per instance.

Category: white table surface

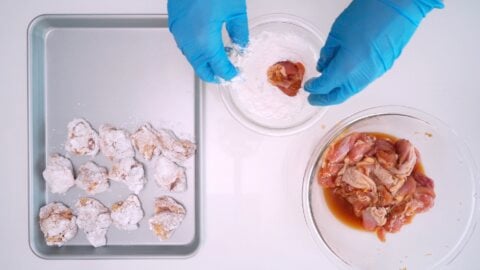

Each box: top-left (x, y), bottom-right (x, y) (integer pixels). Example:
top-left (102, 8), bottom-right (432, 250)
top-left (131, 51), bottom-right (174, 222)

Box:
top-left (1, 0), bottom-right (479, 269)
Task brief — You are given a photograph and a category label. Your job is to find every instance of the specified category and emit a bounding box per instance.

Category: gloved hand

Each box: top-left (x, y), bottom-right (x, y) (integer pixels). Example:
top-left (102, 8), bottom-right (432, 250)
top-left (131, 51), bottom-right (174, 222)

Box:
top-left (168, 0), bottom-right (249, 83)
top-left (305, 0), bottom-right (444, 106)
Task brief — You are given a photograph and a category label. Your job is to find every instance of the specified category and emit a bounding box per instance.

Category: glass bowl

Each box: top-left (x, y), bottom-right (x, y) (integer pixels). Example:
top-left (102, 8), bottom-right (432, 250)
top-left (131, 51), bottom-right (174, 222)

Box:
top-left (302, 105), bottom-right (479, 269)
top-left (221, 14), bottom-right (327, 136)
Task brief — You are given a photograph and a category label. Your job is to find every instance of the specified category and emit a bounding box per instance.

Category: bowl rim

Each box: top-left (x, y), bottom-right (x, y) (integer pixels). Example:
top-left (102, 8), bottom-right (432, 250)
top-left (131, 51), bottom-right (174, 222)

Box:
top-left (220, 13), bottom-right (327, 137)
top-left (302, 105), bottom-right (480, 269)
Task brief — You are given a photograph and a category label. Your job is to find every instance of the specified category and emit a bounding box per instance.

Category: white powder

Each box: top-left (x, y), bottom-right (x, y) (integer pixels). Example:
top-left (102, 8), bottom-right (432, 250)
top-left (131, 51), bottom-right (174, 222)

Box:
top-left (227, 31), bottom-right (319, 121)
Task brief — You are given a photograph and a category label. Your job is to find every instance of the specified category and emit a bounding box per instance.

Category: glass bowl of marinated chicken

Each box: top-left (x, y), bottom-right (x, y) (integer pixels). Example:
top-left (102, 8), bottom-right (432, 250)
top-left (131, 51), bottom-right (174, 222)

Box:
top-left (302, 105), bottom-right (479, 270)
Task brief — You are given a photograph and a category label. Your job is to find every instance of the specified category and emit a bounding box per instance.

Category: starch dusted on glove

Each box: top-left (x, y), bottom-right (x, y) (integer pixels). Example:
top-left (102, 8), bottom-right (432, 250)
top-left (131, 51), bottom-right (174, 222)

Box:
top-left (304, 0), bottom-right (444, 105)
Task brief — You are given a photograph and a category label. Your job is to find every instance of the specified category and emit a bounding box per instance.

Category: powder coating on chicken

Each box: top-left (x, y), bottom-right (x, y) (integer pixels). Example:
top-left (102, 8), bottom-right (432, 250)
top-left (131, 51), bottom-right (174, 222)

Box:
top-left (75, 161), bottom-right (109, 195)
top-left (99, 124), bottom-right (135, 161)
top-left (111, 194), bottom-right (144, 231)
top-left (108, 157), bottom-right (146, 194)
top-left (65, 118), bottom-right (100, 156)
top-left (42, 153), bottom-right (75, 194)
top-left (148, 196), bottom-right (186, 241)
top-left (153, 156), bottom-right (187, 192)
top-left (39, 202), bottom-right (77, 247)
top-left (75, 197), bottom-right (112, 247)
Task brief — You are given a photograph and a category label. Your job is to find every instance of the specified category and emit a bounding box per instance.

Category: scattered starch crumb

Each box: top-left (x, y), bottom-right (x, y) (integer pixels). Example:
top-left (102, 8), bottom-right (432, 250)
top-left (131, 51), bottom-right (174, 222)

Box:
top-left (111, 194), bottom-right (144, 231)
top-left (75, 161), bottom-right (109, 195)
top-left (99, 124), bottom-right (135, 161)
top-left (153, 156), bottom-right (187, 192)
top-left (65, 118), bottom-right (100, 156)
top-left (42, 153), bottom-right (75, 194)
top-left (131, 123), bottom-right (162, 161)
top-left (108, 157), bottom-right (146, 194)
top-left (39, 202), bottom-right (77, 247)
top-left (149, 196), bottom-right (186, 241)
top-left (156, 128), bottom-right (196, 163)
top-left (75, 197), bottom-right (112, 247)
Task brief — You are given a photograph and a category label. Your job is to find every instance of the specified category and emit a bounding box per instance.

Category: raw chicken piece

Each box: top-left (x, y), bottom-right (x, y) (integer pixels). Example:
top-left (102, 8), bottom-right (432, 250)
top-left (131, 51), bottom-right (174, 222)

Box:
top-left (108, 157), bottom-right (146, 194)
top-left (39, 202), bottom-right (77, 247)
top-left (111, 194), bottom-right (144, 231)
top-left (149, 196), bottom-right (186, 241)
top-left (362, 207), bottom-right (387, 231)
top-left (372, 162), bottom-right (395, 187)
top-left (341, 166), bottom-right (377, 192)
top-left (317, 162), bottom-right (344, 188)
top-left (326, 133), bottom-right (361, 163)
top-left (131, 123), bottom-right (162, 161)
top-left (153, 156), bottom-right (187, 192)
top-left (42, 154), bottom-right (75, 194)
top-left (389, 139), bottom-right (417, 177)
top-left (347, 134), bottom-right (375, 163)
top-left (413, 171), bottom-right (435, 189)
top-left (267, 60), bottom-right (306, 97)
top-left (374, 139), bottom-right (398, 169)
top-left (394, 176), bottom-right (417, 201)
top-left (156, 128), bottom-right (196, 163)
top-left (75, 161), bottom-right (109, 195)
top-left (65, 118), bottom-right (99, 156)
top-left (75, 197), bottom-right (112, 247)
top-left (377, 185), bottom-right (394, 207)
top-left (99, 124), bottom-right (135, 161)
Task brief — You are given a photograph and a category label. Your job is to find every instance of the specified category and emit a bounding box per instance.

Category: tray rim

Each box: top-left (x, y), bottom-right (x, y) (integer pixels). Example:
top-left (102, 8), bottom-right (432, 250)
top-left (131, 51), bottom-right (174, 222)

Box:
top-left (27, 13), bottom-right (204, 260)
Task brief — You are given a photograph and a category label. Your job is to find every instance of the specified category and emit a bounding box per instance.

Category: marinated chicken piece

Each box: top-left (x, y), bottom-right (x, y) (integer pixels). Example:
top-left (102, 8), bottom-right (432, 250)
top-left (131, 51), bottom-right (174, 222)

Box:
top-left (65, 118), bottom-right (99, 156)
top-left (372, 162), bottom-right (395, 187)
top-left (388, 139), bottom-right (417, 177)
top-left (326, 133), bottom-right (362, 164)
top-left (99, 124), bottom-right (135, 161)
top-left (317, 162), bottom-right (344, 188)
top-left (42, 154), bottom-right (75, 194)
top-left (394, 176), bottom-right (417, 201)
top-left (111, 195), bottom-right (144, 231)
top-left (341, 166), bottom-right (377, 192)
top-left (362, 207), bottom-right (387, 231)
top-left (267, 60), bottom-right (306, 97)
top-left (347, 134), bottom-right (375, 163)
top-left (75, 198), bottom-right (112, 247)
top-left (374, 139), bottom-right (398, 169)
top-left (39, 202), bottom-right (77, 247)
top-left (108, 157), bottom-right (146, 194)
top-left (131, 123), bottom-right (162, 161)
top-left (156, 128), bottom-right (196, 163)
top-left (75, 161), bottom-right (109, 195)
top-left (149, 196), bottom-right (186, 241)
top-left (153, 156), bottom-right (187, 192)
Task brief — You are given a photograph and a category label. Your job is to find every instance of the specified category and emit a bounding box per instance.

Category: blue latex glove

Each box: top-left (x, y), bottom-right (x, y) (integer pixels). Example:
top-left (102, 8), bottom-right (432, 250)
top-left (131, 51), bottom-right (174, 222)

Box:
top-left (168, 0), bottom-right (249, 83)
top-left (304, 0), bottom-right (444, 106)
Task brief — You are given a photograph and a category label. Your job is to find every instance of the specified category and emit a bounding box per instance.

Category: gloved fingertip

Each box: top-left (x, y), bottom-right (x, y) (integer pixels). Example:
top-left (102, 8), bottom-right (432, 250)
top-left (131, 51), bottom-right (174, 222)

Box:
top-left (226, 14), bottom-right (249, 48)
top-left (308, 88), bottom-right (350, 106)
top-left (303, 79), bottom-right (317, 92)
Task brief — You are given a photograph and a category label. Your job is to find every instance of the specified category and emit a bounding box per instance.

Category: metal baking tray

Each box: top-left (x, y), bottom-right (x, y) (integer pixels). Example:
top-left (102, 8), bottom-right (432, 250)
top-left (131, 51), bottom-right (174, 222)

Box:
top-left (28, 14), bottom-right (203, 259)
